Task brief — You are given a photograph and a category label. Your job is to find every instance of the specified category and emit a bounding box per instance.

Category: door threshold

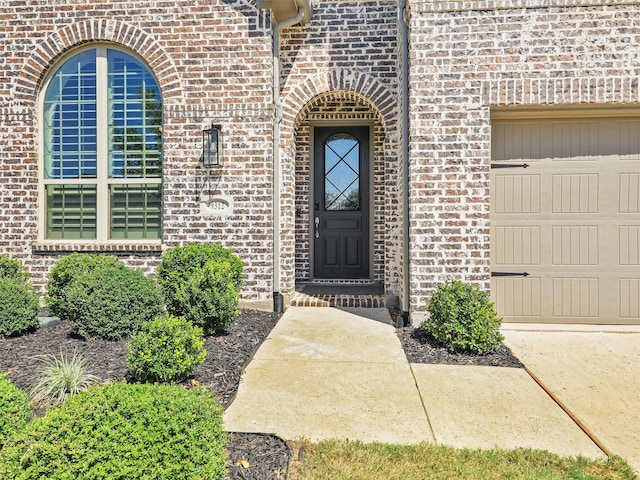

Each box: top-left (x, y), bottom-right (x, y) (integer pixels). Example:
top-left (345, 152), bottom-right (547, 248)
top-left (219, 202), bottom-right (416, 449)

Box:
top-left (291, 285), bottom-right (385, 308)
top-left (295, 281), bottom-right (383, 296)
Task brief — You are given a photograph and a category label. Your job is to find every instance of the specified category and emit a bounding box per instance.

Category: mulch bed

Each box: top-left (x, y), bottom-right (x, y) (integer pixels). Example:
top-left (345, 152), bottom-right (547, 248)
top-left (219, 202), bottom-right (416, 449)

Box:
top-left (0, 308), bottom-right (523, 479)
top-left (397, 326), bottom-right (524, 368)
top-left (0, 309), bottom-right (287, 480)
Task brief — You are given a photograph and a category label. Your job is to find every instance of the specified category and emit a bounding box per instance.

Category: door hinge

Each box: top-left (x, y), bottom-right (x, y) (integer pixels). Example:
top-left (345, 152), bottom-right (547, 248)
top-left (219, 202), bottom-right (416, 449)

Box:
top-left (491, 271), bottom-right (530, 277)
top-left (491, 163), bottom-right (530, 169)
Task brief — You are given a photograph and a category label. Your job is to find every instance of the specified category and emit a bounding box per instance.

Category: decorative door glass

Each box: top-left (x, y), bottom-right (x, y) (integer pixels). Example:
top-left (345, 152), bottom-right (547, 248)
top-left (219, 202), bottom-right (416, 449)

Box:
top-left (324, 133), bottom-right (360, 211)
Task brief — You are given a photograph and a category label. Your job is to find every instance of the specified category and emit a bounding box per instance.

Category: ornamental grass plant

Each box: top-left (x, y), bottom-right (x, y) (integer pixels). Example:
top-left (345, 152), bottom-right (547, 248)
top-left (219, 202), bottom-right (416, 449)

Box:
top-left (29, 349), bottom-right (100, 407)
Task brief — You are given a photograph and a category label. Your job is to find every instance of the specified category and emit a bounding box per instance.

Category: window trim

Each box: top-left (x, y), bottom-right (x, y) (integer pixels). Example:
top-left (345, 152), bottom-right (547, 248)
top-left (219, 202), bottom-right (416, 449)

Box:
top-left (38, 43), bottom-right (163, 246)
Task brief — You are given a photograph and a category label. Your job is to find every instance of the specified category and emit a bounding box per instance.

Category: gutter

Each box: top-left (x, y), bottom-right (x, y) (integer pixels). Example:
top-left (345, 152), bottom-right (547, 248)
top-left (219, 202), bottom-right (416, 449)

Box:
top-left (398, 0), bottom-right (410, 326)
top-left (270, 1), bottom-right (311, 312)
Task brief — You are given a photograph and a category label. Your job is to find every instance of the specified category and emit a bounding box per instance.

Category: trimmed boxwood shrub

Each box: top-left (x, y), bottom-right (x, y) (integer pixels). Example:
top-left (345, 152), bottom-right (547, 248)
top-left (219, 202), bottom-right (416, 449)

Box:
top-left (157, 244), bottom-right (242, 307)
top-left (0, 383), bottom-right (228, 480)
top-left (0, 373), bottom-right (31, 449)
top-left (127, 314), bottom-right (207, 383)
top-left (45, 253), bottom-right (127, 319)
top-left (178, 260), bottom-right (240, 334)
top-left (0, 255), bottom-right (29, 281)
top-left (422, 280), bottom-right (504, 355)
top-left (157, 244), bottom-right (243, 334)
top-left (0, 277), bottom-right (40, 337)
top-left (65, 266), bottom-right (164, 340)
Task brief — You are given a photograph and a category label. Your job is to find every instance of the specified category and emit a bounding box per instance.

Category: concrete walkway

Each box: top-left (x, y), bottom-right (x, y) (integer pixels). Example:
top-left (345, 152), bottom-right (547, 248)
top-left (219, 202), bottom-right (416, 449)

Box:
top-left (224, 307), bottom-right (638, 466)
top-left (223, 307), bottom-right (432, 444)
top-left (502, 326), bottom-right (640, 473)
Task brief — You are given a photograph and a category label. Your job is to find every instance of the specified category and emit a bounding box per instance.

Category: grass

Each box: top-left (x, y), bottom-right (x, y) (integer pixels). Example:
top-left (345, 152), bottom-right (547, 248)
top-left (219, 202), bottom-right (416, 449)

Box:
top-left (29, 349), bottom-right (101, 407)
top-left (288, 439), bottom-right (638, 480)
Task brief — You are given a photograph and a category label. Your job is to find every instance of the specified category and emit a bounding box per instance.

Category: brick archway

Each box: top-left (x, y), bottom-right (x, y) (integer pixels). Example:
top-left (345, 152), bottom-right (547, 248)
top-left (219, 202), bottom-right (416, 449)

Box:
top-left (278, 69), bottom-right (400, 297)
top-left (281, 69), bottom-right (396, 142)
top-left (14, 19), bottom-right (183, 107)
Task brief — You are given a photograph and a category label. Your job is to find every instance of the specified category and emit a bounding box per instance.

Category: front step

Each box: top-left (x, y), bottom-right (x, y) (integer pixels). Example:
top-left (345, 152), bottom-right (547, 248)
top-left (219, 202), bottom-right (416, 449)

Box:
top-left (291, 282), bottom-right (385, 308)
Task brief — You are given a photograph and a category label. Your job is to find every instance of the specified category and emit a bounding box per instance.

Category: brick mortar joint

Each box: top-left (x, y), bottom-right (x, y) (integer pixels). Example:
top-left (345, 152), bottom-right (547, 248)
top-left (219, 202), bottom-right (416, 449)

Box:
top-left (481, 75), bottom-right (640, 106)
top-left (31, 242), bottom-right (164, 255)
top-left (411, 0), bottom-right (640, 14)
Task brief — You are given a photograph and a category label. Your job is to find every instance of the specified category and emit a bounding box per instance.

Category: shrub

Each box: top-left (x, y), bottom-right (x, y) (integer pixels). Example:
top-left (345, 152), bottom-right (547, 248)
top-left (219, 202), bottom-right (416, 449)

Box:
top-left (0, 278), bottom-right (40, 337)
top-left (0, 255), bottom-right (29, 281)
top-left (0, 373), bottom-right (31, 449)
top-left (0, 383), bottom-right (228, 480)
top-left (45, 253), bottom-right (127, 318)
top-left (157, 244), bottom-right (243, 317)
top-left (177, 260), bottom-right (240, 334)
top-left (127, 314), bottom-right (207, 383)
top-left (30, 349), bottom-right (100, 407)
top-left (65, 266), bottom-right (164, 340)
top-left (421, 280), bottom-right (504, 355)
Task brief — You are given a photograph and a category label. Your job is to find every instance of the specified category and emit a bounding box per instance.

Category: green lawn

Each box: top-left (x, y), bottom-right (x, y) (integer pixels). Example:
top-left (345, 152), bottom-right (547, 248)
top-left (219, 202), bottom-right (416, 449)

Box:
top-left (288, 440), bottom-right (638, 480)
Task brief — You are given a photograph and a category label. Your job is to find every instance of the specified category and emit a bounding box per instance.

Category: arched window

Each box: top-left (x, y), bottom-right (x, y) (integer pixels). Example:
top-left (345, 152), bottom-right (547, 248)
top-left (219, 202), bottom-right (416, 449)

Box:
top-left (41, 46), bottom-right (162, 241)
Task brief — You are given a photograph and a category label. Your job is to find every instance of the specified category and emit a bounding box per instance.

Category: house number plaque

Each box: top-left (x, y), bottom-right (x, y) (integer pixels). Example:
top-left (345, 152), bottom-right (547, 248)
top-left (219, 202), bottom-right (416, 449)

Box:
top-left (201, 196), bottom-right (233, 218)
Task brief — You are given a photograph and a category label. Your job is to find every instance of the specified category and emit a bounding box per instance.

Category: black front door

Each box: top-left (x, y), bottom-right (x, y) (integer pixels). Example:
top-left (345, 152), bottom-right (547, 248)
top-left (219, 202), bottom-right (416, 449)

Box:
top-left (313, 125), bottom-right (370, 279)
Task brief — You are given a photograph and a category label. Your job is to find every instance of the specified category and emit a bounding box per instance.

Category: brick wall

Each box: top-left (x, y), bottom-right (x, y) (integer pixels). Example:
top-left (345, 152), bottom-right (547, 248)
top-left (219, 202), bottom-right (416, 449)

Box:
top-left (0, 0), bottom-right (404, 307)
top-left (293, 92), bottom-right (386, 284)
top-left (4, 0), bottom-right (636, 318)
top-left (407, 0), bottom-right (640, 321)
top-left (279, 0), bottom-right (402, 298)
top-left (0, 1), bottom-right (276, 299)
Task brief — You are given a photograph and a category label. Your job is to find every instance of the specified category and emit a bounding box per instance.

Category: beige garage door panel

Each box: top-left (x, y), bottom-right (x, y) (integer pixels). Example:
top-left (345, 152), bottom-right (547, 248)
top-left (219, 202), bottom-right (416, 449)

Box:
top-left (491, 118), bottom-right (640, 324)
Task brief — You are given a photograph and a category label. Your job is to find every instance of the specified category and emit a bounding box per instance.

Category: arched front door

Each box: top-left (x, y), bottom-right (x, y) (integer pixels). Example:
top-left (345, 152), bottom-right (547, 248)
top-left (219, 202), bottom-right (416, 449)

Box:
top-left (313, 125), bottom-right (370, 279)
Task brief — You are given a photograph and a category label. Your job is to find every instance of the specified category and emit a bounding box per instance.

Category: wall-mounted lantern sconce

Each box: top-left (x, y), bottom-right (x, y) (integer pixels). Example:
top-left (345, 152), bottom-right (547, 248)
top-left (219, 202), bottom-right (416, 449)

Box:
top-left (202, 124), bottom-right (223, 168)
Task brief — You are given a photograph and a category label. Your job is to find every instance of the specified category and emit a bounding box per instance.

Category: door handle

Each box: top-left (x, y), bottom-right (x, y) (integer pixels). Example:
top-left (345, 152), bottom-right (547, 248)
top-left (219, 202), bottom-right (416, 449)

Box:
top-left (315, 217), bottom-right (320, 238)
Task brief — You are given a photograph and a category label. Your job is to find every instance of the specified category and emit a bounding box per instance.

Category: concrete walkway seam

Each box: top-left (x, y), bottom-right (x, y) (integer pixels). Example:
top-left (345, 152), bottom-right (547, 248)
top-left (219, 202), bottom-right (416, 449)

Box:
top-left (408, 362), bottom-right (438, 444)
top-left (523, 366), bottom-right (611, 457)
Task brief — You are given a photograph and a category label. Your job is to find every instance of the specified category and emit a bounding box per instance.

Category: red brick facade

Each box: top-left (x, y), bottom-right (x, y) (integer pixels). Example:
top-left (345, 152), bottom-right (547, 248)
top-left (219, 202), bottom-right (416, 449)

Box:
top-left (0, 0), bottom-right (402, 309)
top-left (1, 0), bottom-right (639, 320)
top-left (1, 1), bottom-right (274, 300)
top-left (407, 0), bottom-right (640, 322)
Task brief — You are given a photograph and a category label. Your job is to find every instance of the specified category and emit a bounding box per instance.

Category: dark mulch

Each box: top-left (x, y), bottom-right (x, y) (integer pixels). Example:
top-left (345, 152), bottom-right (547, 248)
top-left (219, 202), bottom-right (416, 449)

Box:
top-left (226, 433), bottom-right (290, 479)
top-left (0, 309), bottom-right (282, 409)
top-left (396, 326), bottom-right (524, 368)
top-left (0, 308), bottom-right (523, 479)
top-left (0, 309), bottom-right (288, 480)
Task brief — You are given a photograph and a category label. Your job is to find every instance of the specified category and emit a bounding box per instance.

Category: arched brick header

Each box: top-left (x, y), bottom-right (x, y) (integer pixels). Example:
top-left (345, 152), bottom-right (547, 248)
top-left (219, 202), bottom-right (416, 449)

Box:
top-left (280, 69), bottom-right (397, 142)
top-left (277, 69), bottom-right (399, 295)
top-left (14, 19), bottom-right (183, 106)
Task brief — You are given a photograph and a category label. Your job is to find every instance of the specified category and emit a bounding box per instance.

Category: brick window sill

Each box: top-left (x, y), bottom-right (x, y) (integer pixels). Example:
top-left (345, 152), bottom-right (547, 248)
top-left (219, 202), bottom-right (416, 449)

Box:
top-left (32, 242), bottom-right (163, 255)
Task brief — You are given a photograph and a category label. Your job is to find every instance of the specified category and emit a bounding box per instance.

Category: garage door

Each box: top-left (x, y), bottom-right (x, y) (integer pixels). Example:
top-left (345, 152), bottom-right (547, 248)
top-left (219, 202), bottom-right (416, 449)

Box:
top-left (491, 117), bottom-right (640, 324)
